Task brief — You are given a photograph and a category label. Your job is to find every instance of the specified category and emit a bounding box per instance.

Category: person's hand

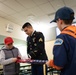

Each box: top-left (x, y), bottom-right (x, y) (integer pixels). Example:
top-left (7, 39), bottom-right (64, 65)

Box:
top-left (46, 60), bottom-right (50, 67)
top-left (12, 58), bottom-right (17, 62)
top-left (26, 58), bottom-right (31, 61)
top-left (17, 56), bottom-right (21, 59)
top-left (28, 54), bottom-right (31, 59)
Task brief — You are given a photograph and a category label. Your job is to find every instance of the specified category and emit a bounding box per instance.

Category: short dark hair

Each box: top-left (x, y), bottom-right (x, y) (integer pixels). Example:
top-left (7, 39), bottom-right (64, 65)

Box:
top-left (63, 19), bottom-right (73, 25)
top-left (22, 22), bottom-right (32, 29)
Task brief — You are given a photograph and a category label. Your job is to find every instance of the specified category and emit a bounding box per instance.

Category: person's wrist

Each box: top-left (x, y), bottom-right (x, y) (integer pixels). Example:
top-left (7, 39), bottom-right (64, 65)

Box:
top-left (13, 58), bottom-right (17, 62)
top-left (28, 54), bottom-right (31, 58)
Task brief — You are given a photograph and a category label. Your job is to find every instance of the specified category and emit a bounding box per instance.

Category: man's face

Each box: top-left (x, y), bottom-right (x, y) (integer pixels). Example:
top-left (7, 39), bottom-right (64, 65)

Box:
top-left (23, 27), bottom-right (32, 36)
top-left (6, 43), bottom-right (13, 49)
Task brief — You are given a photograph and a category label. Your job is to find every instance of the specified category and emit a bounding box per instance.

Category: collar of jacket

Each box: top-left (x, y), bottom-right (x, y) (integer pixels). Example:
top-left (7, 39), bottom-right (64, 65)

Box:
top-left (61, 25), bottom-right (76, 38)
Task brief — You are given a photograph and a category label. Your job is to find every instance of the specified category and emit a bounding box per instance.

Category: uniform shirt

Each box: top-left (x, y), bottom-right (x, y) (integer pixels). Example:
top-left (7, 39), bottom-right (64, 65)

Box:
top-left (27, 31), bottom-right (48, 60)
top-left (53, 26), bottom-right (76, 75)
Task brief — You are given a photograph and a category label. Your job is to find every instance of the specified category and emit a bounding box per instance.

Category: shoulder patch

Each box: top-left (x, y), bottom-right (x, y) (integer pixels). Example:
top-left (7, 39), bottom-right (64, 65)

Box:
top-left (54, 38), bottom-right (63, 45)
top-left (39, 38), bottom-right (43, 42)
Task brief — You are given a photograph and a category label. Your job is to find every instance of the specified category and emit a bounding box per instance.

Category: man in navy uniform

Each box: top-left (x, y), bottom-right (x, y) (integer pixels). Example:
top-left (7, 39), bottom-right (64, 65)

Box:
top-left (22, 22), bottom-right (48, 75)
top-left (46, 7), bottom-right (76, 75)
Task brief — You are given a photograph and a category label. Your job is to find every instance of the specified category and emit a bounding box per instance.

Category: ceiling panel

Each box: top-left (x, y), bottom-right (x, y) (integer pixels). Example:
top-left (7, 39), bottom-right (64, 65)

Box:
top-left (10, 13), bottom-right (25, 20)
top-left (64, 0), bottom-right (76, 7)
top-left (50, 0), bottom-right (65, 11)
top-left (0, 0), bottom-right (6, 2)
top-left (0, 0), bottom-right (76, 27)
top-left (5, 16), bottom-right (24, 25)
top-left (33, 0), bottom-right (48, 5)
top-left (16, 0), bottom-right (37, 9)
top-left (71, 6), bottom-right (76, 12)
top-left (38, 15), bottom-right (50, 23)
top-left (4, 15), bottom-right (20, 24)
top-left (28, 6), bottom-right (45, 17)
top-left (39, 2), bottom-right (55, 14)
top-left (3, 0), bottom-right (25, 12)
top-left (0, 10), bottom-right (9, 17)
top-left (0, 2), bottom-right (16, 15)
top-left (19, 9), bottom-right (32, 18)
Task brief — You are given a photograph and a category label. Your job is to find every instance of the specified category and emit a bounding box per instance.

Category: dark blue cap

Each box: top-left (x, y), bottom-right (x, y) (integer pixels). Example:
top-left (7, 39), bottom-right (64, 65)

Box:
top-left (50, 7), bottom-right (75, 23)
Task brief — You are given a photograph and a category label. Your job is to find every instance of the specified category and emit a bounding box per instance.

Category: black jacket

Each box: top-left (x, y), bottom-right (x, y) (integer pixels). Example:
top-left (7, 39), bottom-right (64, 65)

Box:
top-left (27, 31), bottom-right (48, 60)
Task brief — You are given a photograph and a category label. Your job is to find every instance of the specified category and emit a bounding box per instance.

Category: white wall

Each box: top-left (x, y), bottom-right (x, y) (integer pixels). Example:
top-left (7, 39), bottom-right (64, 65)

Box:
top-left (0, 17), bottom-right (27, 40)
top-left (45, 40), bottom-right (55, 60)
top-left (33, 25), bottom-right (56, 41)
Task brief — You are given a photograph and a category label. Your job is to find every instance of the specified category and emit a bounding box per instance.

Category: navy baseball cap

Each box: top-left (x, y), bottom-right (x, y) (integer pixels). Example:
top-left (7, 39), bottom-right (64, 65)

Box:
top-left (50, 7), bottom-right (75, 23)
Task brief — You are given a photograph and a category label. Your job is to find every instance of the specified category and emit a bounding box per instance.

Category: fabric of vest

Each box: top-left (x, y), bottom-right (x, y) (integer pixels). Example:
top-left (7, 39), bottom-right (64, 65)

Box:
top-left (60, 25), bottom-right (76, 75)
top-left (27, 31), bottom-right (48, 60)
top-left (2, 47), bottom-right (20, 75)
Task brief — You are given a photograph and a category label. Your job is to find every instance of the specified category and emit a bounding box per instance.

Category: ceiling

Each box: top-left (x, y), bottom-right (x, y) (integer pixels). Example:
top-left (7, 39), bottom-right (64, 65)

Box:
top-left (0, 0), bottom-right (76, 27)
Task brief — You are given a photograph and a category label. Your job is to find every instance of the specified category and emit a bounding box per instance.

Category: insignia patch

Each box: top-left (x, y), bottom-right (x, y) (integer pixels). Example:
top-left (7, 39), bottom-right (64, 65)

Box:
top-left (39, 38), bottom-right (43, 42)
top-left (54, 38), bottom-right (63, 45)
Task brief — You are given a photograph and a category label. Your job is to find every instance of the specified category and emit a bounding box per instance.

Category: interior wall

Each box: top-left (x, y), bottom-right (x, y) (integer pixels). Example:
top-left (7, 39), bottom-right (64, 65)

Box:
top-left (0, 17), bottom-right (27, 40)
top-left (45, 40), bottom-right (55, 60)
top-left (43, 27), bottom-right (56, 41)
